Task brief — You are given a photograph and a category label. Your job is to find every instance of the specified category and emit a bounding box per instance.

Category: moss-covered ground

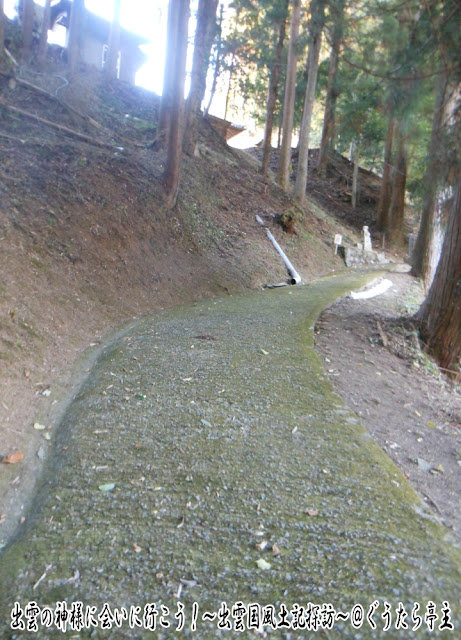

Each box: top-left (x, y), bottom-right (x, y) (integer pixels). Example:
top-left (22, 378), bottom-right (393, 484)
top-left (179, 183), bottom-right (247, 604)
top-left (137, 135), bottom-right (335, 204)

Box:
top-left (0, 272), bottom-right (459, 639)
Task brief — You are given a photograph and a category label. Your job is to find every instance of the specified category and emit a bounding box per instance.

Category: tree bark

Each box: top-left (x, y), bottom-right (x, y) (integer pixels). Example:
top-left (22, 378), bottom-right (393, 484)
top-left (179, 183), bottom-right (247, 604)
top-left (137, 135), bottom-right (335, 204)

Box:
top-left (104, 0), bottom-right (122, 79)
top-left (204, 3), bottom-right (223, 117)
top-left (184, 0), bottom-right (218, 156)
top-left (277, 0), bottom-right (301, 191)
top-left (21, 0), bottom-right (35, 65)
top-left (159, 0), bottom-right (180, 144)
top-left (68, 0), bottom-right (85, 74)
top-left (277, 114), bottom-right (282, 148)
top-left (293, 0), bottom-right (325, 204)
top-left (411, 67), bottom-right (448, 283)
top-left (376, 116), bottom-right (395, 233)
top-left (387, 124), bottom-right (408, 246)
top-left (261, 0), bottom-right (289, 177)
top-left (36, 0), bottom-right (52, 70)
top-left (351, 138), bottom-right (360, 209)
top-left (0, 97), bottom-right (111, 148)
top-left (317, 0), bottom-right (344, 176)
top-left (163, 0), bottom-right (190, 210)
top-left (416, 172), bottom-right (461, 372)
top-left (223, 53), bottom-right (235, 121)
top-left (0, 0), bottom-right (5, 67)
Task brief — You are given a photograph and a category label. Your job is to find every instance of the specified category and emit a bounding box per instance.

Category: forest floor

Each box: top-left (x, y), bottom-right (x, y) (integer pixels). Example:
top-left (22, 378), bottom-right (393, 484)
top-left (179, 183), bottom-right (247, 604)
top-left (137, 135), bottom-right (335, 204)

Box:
top-left (315, 271), bottom-right (461, 544)
top-left (0, 69), bottom-right (459, 553)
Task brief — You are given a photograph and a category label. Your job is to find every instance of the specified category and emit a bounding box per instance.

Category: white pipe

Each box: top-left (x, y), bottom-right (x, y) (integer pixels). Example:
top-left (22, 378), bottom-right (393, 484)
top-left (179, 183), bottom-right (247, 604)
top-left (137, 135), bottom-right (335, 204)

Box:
top-left (255, 215), bottom-right (301, 284)
top-left (265, 229), bottom-right (302, 285)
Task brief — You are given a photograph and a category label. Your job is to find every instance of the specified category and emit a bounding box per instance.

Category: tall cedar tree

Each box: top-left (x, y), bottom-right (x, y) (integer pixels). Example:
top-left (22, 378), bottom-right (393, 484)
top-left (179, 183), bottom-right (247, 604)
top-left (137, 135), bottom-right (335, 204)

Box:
top-left (294, 0), bottom-right (326, 204)
top-left (21, 0), bottom-right (34, 64)
top-left (159, 0), bottom-right (181, 144)
top-left (414, 0), bottom-right (461, 369)
top-left (277, 0), bottom-right (301, 191)
top-left (68, 0), bottom-right (85, 74)
top-left (184, 0), bottom-right (218, 157)
top-left (376, 116), bottom-right (395, 231)
top-left (317, 0), bottom-right (345, 175)
top-left (410, 67), bottom-right (448, 285)
top-left (410, 0), bottom-right (460, 283)
top-left (416, 168), bottom-right (461, 373)
top-left (261, 0), bottom-right (289, 177)
top-left (37, 0), bottom-right (52, 70)
top-left (162, 0), bottom-right (190, 209)
top-left (351, 137), bottom-right (360, 209)
top-left (387, 122), bottom-right (408, 246)
top-left (0, 0), bottom-right (4, 66)
top-left (378, 5), bottom-right (420, 245)
top-left (223, 9), bottom-right (242, 122)
top-left (104, 0), bottom-right (122, 79)
top-left (204, 3), bottom-right (224, 117)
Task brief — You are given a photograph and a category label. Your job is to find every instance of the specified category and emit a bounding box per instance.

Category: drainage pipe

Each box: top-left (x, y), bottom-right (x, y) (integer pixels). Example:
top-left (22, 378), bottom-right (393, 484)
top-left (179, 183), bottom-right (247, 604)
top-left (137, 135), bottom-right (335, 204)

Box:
top-left (255, 215), bottom-right (302, 284)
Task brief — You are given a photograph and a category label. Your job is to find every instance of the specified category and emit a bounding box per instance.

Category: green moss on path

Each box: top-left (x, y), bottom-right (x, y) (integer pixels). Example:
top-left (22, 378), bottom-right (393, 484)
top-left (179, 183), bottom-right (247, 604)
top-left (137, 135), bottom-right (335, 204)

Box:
top-left (0, 271), bottom-right (459, 639)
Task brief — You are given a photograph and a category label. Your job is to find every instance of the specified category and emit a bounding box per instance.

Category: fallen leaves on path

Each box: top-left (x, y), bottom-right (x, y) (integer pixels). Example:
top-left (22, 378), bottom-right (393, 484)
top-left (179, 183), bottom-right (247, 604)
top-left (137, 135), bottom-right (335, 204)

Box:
top-left (1, 451), bottom-right (24, 464)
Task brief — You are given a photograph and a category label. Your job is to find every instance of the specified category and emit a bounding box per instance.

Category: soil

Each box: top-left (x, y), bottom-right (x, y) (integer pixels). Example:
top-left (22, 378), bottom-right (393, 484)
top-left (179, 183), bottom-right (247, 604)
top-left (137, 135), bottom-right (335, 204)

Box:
top-left (0, 68), bottom-right (459, 558)
top-left (315, 271), bottom-right (461, 543)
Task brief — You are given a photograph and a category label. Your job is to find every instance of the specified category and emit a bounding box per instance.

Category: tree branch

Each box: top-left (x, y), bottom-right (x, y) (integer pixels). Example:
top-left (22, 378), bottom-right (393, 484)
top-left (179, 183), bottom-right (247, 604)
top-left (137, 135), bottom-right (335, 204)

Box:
top-left (0, 98), bottom-right (116, 149)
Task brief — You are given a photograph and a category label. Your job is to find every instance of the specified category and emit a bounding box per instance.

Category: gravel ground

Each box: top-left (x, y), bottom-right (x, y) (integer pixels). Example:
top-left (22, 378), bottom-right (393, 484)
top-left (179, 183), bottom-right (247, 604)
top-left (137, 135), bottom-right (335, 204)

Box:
top-left (0, 272), bottom-right (459, 639)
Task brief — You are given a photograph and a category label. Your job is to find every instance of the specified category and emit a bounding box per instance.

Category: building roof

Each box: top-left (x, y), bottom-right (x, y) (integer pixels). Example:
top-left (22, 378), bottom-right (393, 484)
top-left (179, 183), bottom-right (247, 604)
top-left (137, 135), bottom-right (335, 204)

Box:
top-left (205, 115), bottom-right (245, 141)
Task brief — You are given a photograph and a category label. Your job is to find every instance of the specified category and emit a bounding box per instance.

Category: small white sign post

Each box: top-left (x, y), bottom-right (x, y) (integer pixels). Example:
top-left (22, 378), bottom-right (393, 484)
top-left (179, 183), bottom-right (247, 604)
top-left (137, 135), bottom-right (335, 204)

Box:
top-left (363, 226), bottom-right (372, 252)
top-left (334, 234), bottom-right (342, 254)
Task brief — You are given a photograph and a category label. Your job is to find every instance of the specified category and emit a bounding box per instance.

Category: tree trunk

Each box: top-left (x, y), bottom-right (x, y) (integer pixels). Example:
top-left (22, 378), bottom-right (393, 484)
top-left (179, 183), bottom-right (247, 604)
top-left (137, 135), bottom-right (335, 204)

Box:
top-left (159, 0), bottom-right (180, 144)
top-left (416, 172), bottom-right (461, 372)
top-left (223, 52), bottom-right (235, 120)
top-left (36, 0), bottom-right (52, 70)
top-left (104, 0), bottom-right (122, 79)
top-left (204, 3), bottom-right (223, 117)
top-left (0, 0), bottom-right (5, 66)
top-left (424, 197), bottom-right (445, 290)
top-left (277, 0), bottom-right (301, 191)
top-left (376, 116), bottom-right (395, 232)
top-left (184, 0), bottom-right (218, 156)
top-left (293, 0), bottom-right (325, 204)
top-left (317, 0), bottom-right (344, 176)
top-left (261, 0), bottom-right (289, 177)
top-left (163, 0), bottom-right (190, 210)
top-left (21, 0), bottom-right (35, 65)
top-left (68, 0), bottom-right (85, 74)
top-left (387, 125), bottom-right (408, 246)
top-left (411, 67), bottom-right (448, 282)
top-left (351, 138), bottom-right (360, 209)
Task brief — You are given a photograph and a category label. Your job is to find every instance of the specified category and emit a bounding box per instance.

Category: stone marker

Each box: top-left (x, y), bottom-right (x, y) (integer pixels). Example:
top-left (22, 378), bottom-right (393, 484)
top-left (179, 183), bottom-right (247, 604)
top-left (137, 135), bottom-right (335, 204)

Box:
top-left (363, 225), bottom-right (372, 252)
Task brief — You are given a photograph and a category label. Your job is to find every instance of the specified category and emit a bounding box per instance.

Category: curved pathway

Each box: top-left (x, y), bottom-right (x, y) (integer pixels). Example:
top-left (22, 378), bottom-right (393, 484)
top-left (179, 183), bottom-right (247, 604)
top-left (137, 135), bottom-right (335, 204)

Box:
top-left (0, 272), bottom-right (459, 639)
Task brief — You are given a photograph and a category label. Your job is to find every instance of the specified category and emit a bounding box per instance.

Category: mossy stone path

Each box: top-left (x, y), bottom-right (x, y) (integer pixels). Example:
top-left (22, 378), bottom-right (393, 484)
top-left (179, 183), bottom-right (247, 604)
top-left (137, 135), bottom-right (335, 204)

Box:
top-left (0, 272), bottom-right (459, 639)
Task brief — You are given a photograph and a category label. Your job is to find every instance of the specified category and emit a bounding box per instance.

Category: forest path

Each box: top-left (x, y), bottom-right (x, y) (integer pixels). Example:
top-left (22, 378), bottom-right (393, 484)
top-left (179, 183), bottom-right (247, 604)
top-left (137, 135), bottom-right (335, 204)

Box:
top-left (0, 271), bottom-right (459, 639)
